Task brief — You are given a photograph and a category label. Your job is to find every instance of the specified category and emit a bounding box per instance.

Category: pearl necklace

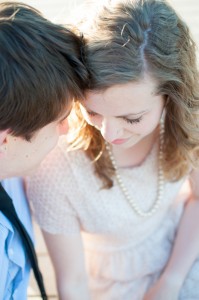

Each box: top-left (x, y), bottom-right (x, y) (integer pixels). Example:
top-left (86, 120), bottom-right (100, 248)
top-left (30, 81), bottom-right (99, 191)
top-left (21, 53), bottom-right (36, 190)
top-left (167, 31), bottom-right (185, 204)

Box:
top-left (105, 120), bottom-right (165, 217)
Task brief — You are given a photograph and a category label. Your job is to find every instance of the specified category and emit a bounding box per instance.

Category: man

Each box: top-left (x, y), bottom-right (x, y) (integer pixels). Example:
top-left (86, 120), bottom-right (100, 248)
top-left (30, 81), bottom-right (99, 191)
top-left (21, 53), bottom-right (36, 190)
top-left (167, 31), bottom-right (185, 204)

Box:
top-left (0, 2), bottom-right (87, 299)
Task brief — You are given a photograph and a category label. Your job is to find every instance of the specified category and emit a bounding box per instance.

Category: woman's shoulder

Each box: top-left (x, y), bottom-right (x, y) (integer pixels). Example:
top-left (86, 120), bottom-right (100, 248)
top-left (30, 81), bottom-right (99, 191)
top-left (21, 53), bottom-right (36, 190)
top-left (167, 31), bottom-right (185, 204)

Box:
top-left (26, 136), bottom-right (88, 202)
top-left (38, 135), bottom-right (87, 172)
top-left (58, 135), bottom-right (88, 163)
top-left (28, 135), bottom-right (90, 188)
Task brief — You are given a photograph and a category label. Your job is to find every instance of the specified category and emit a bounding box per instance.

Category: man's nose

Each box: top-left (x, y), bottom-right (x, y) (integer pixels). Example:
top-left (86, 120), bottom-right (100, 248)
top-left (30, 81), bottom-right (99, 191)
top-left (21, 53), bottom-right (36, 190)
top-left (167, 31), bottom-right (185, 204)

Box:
top-left (59, 119), bottom-right (69, 135)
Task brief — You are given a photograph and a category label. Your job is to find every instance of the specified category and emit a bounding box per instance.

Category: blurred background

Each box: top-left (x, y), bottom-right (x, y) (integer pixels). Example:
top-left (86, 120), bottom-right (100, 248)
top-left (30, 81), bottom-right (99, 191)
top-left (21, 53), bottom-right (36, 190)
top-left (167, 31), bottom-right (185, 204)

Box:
top-left (9, 0), bottom-right (199, 47)
top-left (5, 0), bottom-right (198, 299)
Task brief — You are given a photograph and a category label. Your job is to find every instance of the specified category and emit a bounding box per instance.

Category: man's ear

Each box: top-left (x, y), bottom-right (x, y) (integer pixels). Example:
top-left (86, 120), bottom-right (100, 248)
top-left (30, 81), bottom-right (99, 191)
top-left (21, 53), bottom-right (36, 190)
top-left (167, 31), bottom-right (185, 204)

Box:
top-left (0, 129), bottom-right (9, 149)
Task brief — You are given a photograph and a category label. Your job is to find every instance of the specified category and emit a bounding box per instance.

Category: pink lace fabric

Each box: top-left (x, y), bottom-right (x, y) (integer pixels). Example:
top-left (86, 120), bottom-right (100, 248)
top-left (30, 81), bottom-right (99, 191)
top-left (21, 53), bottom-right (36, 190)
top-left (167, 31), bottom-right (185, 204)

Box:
top-left (27, 136), bottom-right (198, 300)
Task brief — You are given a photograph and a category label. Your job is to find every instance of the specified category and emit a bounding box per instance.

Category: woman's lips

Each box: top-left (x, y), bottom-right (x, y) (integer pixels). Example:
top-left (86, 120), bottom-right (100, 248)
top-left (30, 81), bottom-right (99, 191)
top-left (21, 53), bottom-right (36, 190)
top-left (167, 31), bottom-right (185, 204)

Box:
top-left (111, 138), bottom-right (128, 145)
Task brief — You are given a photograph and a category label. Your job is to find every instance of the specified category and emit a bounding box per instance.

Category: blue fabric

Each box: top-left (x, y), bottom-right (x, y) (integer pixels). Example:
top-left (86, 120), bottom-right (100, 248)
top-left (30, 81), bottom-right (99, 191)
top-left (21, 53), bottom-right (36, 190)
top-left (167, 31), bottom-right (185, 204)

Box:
top-left (0, 178), bottom-right (33, 300)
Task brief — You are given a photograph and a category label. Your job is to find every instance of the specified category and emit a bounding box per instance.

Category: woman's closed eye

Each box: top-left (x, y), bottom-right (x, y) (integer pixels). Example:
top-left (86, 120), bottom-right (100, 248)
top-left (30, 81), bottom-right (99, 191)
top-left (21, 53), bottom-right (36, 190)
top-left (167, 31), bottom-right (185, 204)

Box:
top-left (123, 116), bottom-right (143, 124)
top-left (86, 110), bottom-right (143, 125)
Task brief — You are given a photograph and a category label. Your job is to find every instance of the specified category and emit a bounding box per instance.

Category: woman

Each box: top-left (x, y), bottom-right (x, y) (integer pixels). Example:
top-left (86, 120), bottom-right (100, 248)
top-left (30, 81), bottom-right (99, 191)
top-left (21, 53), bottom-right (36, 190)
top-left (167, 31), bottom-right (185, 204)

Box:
top-left (27, 0), bottom-right (199, 299)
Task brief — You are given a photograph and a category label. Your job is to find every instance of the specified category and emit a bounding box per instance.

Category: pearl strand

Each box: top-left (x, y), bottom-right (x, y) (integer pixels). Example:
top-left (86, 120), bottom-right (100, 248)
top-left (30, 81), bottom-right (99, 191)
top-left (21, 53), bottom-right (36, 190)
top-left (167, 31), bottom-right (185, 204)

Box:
top-left (106, 120), bottom-right (165, 217)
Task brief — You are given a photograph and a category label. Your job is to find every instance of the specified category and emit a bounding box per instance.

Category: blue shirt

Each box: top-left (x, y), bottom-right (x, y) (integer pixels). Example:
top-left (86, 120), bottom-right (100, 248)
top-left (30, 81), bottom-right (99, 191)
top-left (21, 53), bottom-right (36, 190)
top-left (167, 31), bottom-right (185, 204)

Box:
top-left (0, 178), bottom-right (33, 300)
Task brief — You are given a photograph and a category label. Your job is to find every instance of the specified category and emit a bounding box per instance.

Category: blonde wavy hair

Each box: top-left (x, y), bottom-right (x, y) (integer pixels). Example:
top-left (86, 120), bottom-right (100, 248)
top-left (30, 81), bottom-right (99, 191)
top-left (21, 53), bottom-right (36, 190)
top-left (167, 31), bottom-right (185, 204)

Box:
top-left (69, 0), bottom-right (199, 188)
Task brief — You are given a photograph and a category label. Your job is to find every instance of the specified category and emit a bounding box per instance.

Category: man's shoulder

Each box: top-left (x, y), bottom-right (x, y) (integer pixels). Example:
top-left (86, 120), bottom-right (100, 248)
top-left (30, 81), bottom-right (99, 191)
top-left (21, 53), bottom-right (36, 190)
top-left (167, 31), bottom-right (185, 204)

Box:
top-left (0, 212), bottom-right (31, 299)
top-left (0, 177), bottom-right (32, 298)
top-left (1, 177), bottom-right (33, 239)
top-left (1, 177), bottom-right (24, 196)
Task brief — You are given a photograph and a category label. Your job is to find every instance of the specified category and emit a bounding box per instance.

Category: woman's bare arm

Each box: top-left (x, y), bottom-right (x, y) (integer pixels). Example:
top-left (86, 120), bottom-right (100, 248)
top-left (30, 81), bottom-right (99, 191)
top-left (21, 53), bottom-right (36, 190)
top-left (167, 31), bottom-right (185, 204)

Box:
top-left (42, 230), bottom-right (90, 300)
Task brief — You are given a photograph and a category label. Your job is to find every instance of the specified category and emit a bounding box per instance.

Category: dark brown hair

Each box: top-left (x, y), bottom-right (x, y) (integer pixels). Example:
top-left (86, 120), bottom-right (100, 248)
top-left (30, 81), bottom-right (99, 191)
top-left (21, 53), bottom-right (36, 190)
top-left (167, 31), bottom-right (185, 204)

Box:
top-left (0, 2), bottom-right (88, 140)
top-left (69, 0), bottom-right (199, 188)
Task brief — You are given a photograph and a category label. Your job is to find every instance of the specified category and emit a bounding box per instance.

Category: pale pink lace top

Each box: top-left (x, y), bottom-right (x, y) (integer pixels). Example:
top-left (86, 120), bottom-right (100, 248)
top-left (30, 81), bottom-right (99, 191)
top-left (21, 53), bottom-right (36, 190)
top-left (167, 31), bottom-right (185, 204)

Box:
top-left (27, 136), bottom-right (194, 300)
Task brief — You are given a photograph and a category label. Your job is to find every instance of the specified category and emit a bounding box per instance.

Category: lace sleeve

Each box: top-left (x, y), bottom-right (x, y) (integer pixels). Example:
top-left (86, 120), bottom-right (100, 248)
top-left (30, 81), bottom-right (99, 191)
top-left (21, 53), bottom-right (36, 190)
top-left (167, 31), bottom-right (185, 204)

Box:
top-left (26, 144), bottom-right (81, 235)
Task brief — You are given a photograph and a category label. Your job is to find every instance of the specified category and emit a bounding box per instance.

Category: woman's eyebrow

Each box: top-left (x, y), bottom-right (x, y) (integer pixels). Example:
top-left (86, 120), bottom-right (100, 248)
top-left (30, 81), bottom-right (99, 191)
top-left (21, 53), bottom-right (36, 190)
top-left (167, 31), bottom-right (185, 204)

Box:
top-left (83, 103), bottom-right (149, 117)
top-left (116, 110), bottom-right (149, 118)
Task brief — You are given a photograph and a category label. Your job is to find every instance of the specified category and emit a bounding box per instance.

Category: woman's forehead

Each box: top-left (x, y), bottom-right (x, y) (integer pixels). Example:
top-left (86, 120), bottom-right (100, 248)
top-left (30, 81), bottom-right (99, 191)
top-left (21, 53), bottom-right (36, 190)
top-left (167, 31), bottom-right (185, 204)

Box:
top-left (86, 77), bottom-right (157, 102)
top-left (84, 79), bottom-right (163, 116)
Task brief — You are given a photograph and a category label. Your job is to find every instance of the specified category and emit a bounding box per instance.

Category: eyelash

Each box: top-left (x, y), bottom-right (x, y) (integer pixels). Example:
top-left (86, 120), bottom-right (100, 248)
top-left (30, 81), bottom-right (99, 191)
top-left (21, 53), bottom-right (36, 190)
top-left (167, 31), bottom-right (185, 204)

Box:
top-left (87, 111), bottom-right (143, 125)
top-left (124, 116), bottom-right (143, 124)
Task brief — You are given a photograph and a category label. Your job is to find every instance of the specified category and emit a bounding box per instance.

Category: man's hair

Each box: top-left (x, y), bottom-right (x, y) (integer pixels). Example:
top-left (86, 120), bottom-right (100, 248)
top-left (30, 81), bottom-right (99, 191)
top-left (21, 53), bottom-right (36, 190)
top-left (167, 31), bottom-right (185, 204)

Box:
top-left (0, 1), bottom-right (88, 139)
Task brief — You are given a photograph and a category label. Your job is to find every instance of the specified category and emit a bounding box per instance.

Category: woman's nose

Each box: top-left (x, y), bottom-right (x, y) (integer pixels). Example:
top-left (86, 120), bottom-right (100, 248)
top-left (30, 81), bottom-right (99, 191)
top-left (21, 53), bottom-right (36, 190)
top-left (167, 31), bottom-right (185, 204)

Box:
top-left (100, 118), bottom-right (121, 142)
